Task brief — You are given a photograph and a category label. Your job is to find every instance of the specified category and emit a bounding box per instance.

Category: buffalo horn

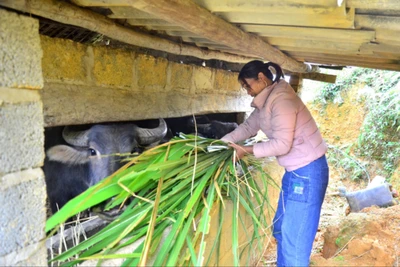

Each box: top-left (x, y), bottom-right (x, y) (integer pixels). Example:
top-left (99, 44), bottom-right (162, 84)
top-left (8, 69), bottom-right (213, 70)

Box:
top-left (134, 118), bottom-right (168, 145)
top-left (62, 126), bottom-right (90, 147)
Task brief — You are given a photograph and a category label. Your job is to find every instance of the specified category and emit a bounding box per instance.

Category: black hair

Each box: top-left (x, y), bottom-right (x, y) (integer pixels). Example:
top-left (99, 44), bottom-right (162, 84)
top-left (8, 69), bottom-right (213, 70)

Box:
top-left (238, 60), bottom-right (285, 86)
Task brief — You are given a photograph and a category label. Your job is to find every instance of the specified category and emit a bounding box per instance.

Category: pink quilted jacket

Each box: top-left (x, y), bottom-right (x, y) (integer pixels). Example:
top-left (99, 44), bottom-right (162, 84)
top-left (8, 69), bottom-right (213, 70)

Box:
top-left (221, 80), bottom-right (327, 171)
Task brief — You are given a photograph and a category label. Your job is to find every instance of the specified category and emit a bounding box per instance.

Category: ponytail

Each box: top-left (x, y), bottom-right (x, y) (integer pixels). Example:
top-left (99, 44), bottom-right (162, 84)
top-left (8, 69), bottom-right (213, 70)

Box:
top-left (238, 60), bottom-right (285, 84)
top-left (264, 62), bottom-right (285, 83)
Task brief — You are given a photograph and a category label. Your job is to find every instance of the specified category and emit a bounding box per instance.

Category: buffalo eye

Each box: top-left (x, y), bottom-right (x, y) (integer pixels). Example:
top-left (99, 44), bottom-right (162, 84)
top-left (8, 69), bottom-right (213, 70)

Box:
top-left (88, 148), bottom-right (97, 156)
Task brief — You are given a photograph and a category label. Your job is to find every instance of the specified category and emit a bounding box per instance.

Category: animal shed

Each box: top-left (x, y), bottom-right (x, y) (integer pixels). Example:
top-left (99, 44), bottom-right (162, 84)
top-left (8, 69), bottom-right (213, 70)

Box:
top-left (1, 0), bottom-right (400, 265)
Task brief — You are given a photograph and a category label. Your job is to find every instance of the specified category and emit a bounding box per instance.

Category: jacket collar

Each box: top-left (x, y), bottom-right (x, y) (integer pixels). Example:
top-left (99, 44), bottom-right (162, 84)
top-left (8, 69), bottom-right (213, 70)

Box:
top-left (251, 81), bottom-right (278, 109)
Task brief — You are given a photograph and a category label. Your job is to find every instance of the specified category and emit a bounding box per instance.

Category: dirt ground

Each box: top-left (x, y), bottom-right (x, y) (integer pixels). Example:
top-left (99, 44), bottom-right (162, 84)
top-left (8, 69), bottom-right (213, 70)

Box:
top-left (259, 178), bottom-right (400, 267)
top-left (258, 84), bottom-right (400, 266)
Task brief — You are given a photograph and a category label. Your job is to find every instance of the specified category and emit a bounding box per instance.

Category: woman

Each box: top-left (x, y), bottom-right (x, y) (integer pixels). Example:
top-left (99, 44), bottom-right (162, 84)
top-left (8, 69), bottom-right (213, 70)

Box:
top-left (221, 60), bottom-right (329, 267)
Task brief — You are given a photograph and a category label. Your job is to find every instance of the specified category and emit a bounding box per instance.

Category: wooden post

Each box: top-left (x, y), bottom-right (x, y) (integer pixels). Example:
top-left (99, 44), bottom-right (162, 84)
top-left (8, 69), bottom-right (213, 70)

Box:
top-left (289, 74), bottom-right (303, 93)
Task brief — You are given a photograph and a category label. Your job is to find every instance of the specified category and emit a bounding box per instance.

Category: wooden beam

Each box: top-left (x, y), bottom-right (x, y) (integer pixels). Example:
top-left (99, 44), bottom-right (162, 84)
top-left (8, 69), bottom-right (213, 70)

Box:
top-left (128, 0), bottom-right (317, 73)
top-left (279, 46), bottom-right (367, 55)
top-left (291, 57), bottom-right (400, 71)
top-left (263, 37), bottom-right (367, 53)
top-left (73, 0), bottom-right (341, 8)
top-left (71, 0), bottom-right (131, 6)
top-left (360, 43), bottom-right (400, 55)
top-left (193, 0), bottom-right (341, 11)
top-left (347, 0), bottom-right (400, 10)
top-left (0, 0), bottom-right (258, 64)
top-left (290, 52), bottom-right (399, 64)
top-left (240, 25), bottom-right (375, 43)
top-left (374, 29), bottom-right (400, 45)
top-left (355, 15), bottom-right (400, 31)
top-left (108, 6), bottom-right (155, 19)
top-left (289, 74), bottom-right (302, 92)
top-left (127, 19), bottom-right (176, 26)
top-left (302, 73), bottom-right (337, 83)
top-left (194, 0), bottom-right (343, 14)
top-left (215, 7), bottom-right (355, 29)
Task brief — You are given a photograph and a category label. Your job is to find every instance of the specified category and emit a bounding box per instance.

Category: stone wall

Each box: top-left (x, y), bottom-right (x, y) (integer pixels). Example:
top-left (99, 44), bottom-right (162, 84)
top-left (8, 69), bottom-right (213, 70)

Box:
top-left (0, 9), bottom-right (47, 265)
top-left (40, 36), bottom-right (252, 127)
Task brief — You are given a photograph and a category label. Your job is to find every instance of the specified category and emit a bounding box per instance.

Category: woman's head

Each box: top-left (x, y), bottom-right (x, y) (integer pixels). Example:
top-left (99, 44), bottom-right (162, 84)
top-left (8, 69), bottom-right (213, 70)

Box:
top-left (238, 60), bottom-right (285, 97)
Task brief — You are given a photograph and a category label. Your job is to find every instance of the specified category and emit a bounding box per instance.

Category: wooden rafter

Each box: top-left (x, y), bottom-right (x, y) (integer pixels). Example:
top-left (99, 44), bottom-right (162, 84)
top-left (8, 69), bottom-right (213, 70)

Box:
top-left (127, 0), bottom-right (318, 73)
top-left (0, 0), bottom-right (258, 64)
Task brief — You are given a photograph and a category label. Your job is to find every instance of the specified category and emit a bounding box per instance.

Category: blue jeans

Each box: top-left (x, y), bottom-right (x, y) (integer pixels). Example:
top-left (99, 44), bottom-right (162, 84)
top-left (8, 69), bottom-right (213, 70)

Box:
top-left (273, 155), bottom-right (329, 267)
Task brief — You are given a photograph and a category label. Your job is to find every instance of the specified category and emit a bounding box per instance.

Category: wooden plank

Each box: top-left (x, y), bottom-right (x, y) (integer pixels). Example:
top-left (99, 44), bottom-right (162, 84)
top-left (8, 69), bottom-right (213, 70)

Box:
top-left (356, 9), bottom-right (400, 16)
top-left (355, 15), bottom-right (400, 31)
top-left (292, 57), bottom-right (400, 71)
top-left (374, 29), bottom-right (400, 44)
top-left (0, 0), bottom-right (258, 64)
top-left (71, 0), bottom-right (134, 6)
top-left (263, 37), bottom-right (365, 53)
top-left (240, 25), bottom-right (375, 43)
top-left (194, 0), bottom-right (343, 13)
top-left (216, 7), bottom-right (355, 29)
top-left (291, 56), bottom-right (400, 70)
top-left (355, 15), bottom-right (400, 45)
top-left (279, 46), bottom-right (367, 55)
top-left (127, 19), bottom-right (176, 26)
top-left (360, 43), bottom-right (400, 55)
top-left (288, 52), bottom-right (400, 63)
top-left (165, 31), bottom-right (202, 38)
top-left (108, 6), bottom-right (155, 19)
top-left (72, 0), bottom-right (341, 8)
top-left (128, 0), bottom-right (318, 73)
top-left (302, 73), bottom-right (337, 83)
top-left (347, 0), bottom-right (400, 10)
top-left (144, 25), bottom-right (187, 31)
top-left (194, 0), bottom-right (341, 11)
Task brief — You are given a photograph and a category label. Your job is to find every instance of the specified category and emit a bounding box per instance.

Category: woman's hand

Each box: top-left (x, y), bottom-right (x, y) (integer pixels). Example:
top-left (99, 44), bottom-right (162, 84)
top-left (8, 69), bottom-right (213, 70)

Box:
top-left (227, 143), bottom-right (253, 162)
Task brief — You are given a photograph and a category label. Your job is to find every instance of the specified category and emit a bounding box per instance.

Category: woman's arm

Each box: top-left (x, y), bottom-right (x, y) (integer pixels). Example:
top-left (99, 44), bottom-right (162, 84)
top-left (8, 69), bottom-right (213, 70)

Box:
top-left (220, 109), bottom-right (260, 143)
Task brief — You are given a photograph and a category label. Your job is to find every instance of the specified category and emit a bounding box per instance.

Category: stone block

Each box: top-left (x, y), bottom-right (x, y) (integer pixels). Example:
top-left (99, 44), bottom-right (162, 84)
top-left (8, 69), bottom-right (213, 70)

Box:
top-left (0, 101), bottom-right (44, 174)
top-left (93, 46), bottom-right (133, 87)
top-left (0, 238), bottom-right (47, 266)
top-left (136, 55), bottom-right (168, 89)
top-left (215, 69), bottom-right (240, 94)
top-left (0, 9), bottom-right (43, 89)
top-left (41, 36), bottom-right (86, 83)
top-left (168, 62), bottom-right (193, 92)
top-left (193, 66), bottom-right (214, 94)
top-left (0, 168), bottom-right (46, 257)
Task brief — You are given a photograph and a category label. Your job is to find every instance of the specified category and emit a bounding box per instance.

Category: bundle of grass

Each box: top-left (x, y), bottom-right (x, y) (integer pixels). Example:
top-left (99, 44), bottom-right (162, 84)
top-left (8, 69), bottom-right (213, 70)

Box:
top-left (46, 134), bottom-right (277, 266)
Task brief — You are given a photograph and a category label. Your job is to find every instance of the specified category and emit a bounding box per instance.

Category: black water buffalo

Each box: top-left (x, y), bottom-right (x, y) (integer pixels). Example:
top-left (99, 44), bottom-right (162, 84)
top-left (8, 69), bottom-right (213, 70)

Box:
top-left (164, 115), bottom-right (238, 139)
top-left (44, 119), bottom-right (167, 213)
top-left (187, 117), bottom-right (238, 139)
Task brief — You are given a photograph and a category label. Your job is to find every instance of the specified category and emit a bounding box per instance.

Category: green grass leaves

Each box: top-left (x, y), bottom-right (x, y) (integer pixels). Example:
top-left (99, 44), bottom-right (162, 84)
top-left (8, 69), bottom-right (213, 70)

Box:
top-left (46, 134), bottom-right (275, 266)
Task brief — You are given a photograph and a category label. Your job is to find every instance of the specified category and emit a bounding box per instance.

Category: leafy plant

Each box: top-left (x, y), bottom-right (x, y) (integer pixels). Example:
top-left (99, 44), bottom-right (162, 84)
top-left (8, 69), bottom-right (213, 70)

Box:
top-left (314, 67), bottom-right (400, 179)
top-left (313, 67), bottom-right (361, 105)
top-left (356, 86), bottom-right (400, 177)
top-left (46, 134), bottom-right (277, 266)
top-left (327, 144), bottom-right (369, 181)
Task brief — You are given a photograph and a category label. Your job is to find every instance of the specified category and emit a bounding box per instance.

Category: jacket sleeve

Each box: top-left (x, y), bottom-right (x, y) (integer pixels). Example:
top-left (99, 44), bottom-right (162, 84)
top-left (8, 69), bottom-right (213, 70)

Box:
top-left (221, 109), bottom-right (260, 143)
top-left (253, 96), bottom-right (297, 158)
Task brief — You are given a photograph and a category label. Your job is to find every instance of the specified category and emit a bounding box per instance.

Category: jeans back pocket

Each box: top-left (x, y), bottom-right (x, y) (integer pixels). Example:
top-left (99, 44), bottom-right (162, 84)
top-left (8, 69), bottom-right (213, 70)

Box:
top-left (288, 174), bottom-right (310, 203)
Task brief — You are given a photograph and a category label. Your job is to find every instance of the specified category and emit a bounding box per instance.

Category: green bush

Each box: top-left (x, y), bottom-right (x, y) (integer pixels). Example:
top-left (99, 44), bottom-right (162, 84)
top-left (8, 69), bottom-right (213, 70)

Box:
top-left (356, 86), bottom-right (400, 177)
top-left (315, 67), bottom-right (400, 180)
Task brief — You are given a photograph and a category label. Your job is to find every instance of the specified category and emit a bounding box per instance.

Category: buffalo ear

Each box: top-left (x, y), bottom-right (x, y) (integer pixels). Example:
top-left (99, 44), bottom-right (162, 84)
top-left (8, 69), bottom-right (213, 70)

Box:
top-left (46, 145), bottom-right (90, 165)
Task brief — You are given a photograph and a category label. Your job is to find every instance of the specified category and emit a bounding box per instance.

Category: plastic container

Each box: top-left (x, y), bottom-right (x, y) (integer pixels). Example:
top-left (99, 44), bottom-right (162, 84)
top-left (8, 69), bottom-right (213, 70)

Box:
top-left (339, 183), bottom-right (395, 212)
